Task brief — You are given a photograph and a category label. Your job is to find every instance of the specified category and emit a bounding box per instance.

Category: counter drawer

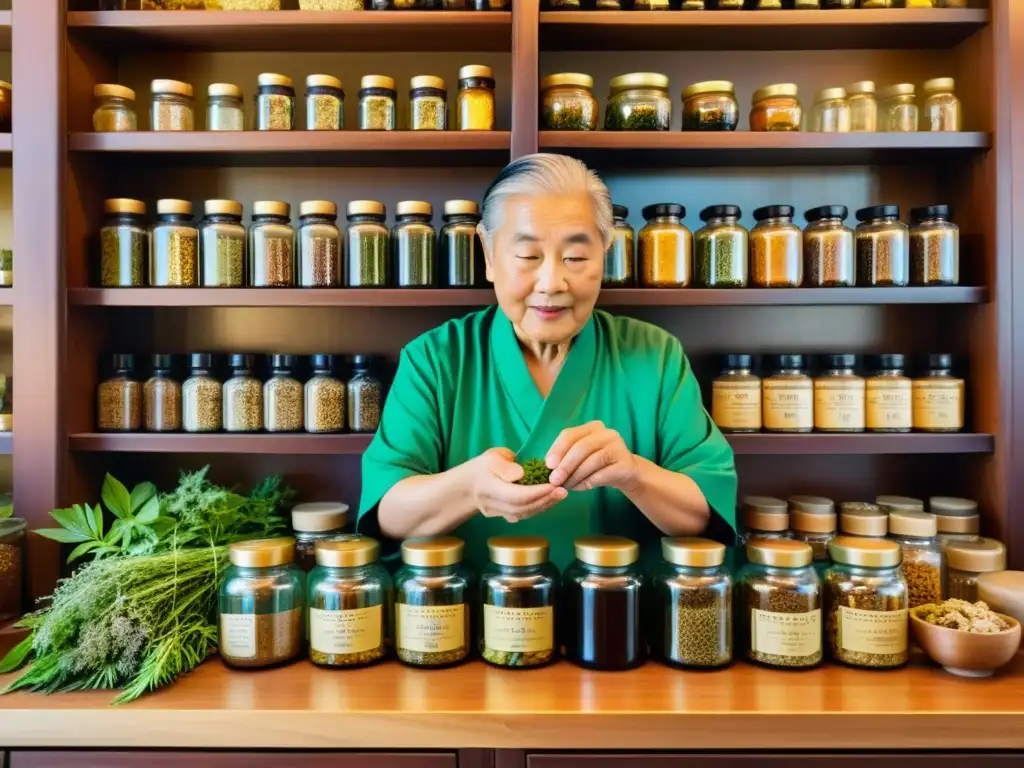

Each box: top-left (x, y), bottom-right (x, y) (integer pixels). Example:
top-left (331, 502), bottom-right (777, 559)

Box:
top-left (11, 753), bottom-right (457, 768)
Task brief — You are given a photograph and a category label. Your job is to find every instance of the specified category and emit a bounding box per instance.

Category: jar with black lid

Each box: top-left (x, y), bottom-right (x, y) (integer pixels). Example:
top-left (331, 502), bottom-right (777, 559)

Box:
top-left (814, 353), bottom-right (865, 433)
top-left (348, 354), bottom-right (383, 433)
top-left (305, 74), bottom-right (343, 131)
top-left (151, 199), bottom-right (199, 287)
top-left (603, 204), bottom-right (635, 288)
top-left (695, 204), bottom-right (748, 288)
top-left (409, 75), bottom-right (447, 131)
top-left (347, 201), bottom-right (389, 287)
top-left (182, 353), bottom-right (222, 433)
top-left (305, 354), bottom-right (346, 434)
top-left (298, 201), bottom-right (342, 288)
top-left (855, 205), bottom-right (909, 287)
top-left (440, 200), bottom-right (481, 288)
top-left (751, 204), bottom-right (801, 288)
top-left (223, 353), bottom-right (263, 433)
top-left (762, 354), bottom-right (813, 433)
top-left (97, 353), bottom-right (142, 432)
top-left (393, 201), bottom-right (436, 288)
top-left (638, 203), bottom-right (691, 288)
top-left (865, 354), bottom-right (912, 433)
top-left (803, 205), bottom-right (854, 288)
top-left (711, 354), bottom-right (761, 434)
top-left (199, 199), bottom-right (245, 288)
top-left (910, 204), bottom-right (959, 286)
top-left (912, 353), bottom-right (964, 433)
top-left (264, 354), bottom-right (302, 433)
top-left (144, 354), bottom-right (181, 433)
top-left (100, 198), bottom-right (148, 287)
top-left (839, 502), bottom-right (888, 539)
top-left (359, 75), bottom-right (397, 131)
top-left (563, 536), bottom-right (644, 671)
top-left (256, 73), bottom-right (295, 132)
top-left (250, 201), bottom-right (295, 288)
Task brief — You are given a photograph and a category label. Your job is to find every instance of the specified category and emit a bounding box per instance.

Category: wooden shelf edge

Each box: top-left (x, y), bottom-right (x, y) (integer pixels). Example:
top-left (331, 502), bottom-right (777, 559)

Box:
top-left (539, 8), bottom-right (989, 28)
top-left (727, 433), bottom-right (993, 455)
top-left (539, 131), bottom-right (991, 152)
top-left (67, 9), bottom-right (511, 29)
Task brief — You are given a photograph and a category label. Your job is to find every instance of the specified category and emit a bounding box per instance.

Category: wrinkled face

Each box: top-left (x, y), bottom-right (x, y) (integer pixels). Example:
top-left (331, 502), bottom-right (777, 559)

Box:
top-left (482, 192), bottom-right (605, 347)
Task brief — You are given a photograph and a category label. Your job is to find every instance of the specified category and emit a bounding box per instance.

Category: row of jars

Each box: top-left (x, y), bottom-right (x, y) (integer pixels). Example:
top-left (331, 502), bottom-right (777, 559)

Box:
top-left (604, 203), bottom-right (959, 289)
top-left (99, 198), bottom-right (485, 289)
top-left (94, 67), bottom-right (496, 133)
top-left (541, 74), bottom-right (960, 133)
top-left (95, 352), bottom-right (385, 434)
top-left (103, 1), bottom-right (511, 9)
top-left (711, 353), bottom-right (965, 434)
top-left (544, 1), bottom-right (965, 9)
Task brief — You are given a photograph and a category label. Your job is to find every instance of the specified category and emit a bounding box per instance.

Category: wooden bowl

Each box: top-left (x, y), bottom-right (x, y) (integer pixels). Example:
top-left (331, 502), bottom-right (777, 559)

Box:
top-left (909, 608), bottom-right (1022, 678)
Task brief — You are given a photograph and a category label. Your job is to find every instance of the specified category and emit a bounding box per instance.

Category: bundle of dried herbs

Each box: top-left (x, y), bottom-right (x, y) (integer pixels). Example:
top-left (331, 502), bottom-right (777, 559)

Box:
top-left (516, 458), bottom-right (552, 486)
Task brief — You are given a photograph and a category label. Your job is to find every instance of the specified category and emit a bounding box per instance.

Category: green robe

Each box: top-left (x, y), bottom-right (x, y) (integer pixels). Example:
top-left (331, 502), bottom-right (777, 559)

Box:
top-left (357, 306), bottom-right (737, 572)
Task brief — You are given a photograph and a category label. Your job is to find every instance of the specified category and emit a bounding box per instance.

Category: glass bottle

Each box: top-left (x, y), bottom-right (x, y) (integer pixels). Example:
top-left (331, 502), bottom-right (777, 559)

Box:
top-left (394, 536), bottom-right (472, 668)
top-left (409, 75), bottom-right (447, 131)
top-left (865, 354), bottom-right (912, 433)
top-left (97, 354), bottom-right (142, 432)
top-left (292, 501), bottom-right (350, 573)
top-left (256, 73), bottom-right (295, 131)
top-left (638, 204), bottom-right (691, 288)
top-left (182, 353), bottom-right (222, 433)
top-left (696, 205), bottom-right (747, 288)
top-left (223, 353), bottom-right (263, 433)
top-left (604, 72), bottom-right (671, 132)
top-left (712, 354), bottom-right (762, 434)
top-left (206, 83), bottom-right (245, 131)
top-left (359, 75), bottom-right (397, 131)
top-left (814, 354), bottom-right (865, 433)
top-left (910, 204), bottom-right (959, 286)
top-left (144, 354), bottom-right (181, 433)
top-left (100, 198), bottom-right (148, 288)
top-left (347, 200), bottom-right (389, 287)
top-left (540, 73), bottom-right (599, 131)
top-left (750, 83), bottom-right (801, 132)
top-left (847, 80), bottom-right (877, 133)
top-left (762, 354), bottom-right (813, 434)
top-left (150, 79), bottom-right (194, 131)
top-left (855, 205), bottom-right (909, 286)
top-left (93, 83), bottom-right (137, 132)
top-left (264, 354), bottom-right (303, 433)
top-left (563, 536), bottom-right (645, 671)
top-left (348, 355), bottom-right (382, 433)
top-left (789, 495), bottom-right (837, 566)
top-left (481, 536), bottom-right (559, 669)
top-left (839, 502), bottom-right (888, 539)
top-left (393, 201), bottom-right (436, 288)
top-left (912, 353), bottom-right (964, 433)
top-left (931, 496), bottom-right (980, 549)
top-left (298, 200), bottom-right (342, 288)
top-left (151, 199), bottom-right (199, 287)
top-left (219, 538), bottom-right (304, 669)
top-left (305, 74), bottom-right (344, 131)
top-left (879, 83), bottom-right (918, 133)
top-left (457, 65), bottom-right (495, 131)
top-left (888, 509), bottom-right (945, 608)
top-left (751, 204), bottom-right (801, 287)
top-left (440, 200), bottom-right (481, 288)
top-left (199, 199), bottom-right (246, 288)
top-left (305, 354), bottom-right (346, 434)
top-left (250, 201), bottom-right (295, 288)
top-left (922, 77), bottom-right (961, 132)
top-left (946, 538), bottom-right (1005, 603)
top-left (810, 87), bottom-right (851, 133)
top-left (803, 205), bottom-right (855, 287)
top-left (681, 80), bottom-right (738, 132)
top-left (603, 205), bottom-right (635, 288)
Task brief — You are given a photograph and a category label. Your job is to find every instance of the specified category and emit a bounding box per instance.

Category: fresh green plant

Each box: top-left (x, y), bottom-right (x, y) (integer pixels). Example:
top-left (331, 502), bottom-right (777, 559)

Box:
top-left (0, 493), bottom-right (12, 520)
top-left (516, 458), bottom-right (552, 486)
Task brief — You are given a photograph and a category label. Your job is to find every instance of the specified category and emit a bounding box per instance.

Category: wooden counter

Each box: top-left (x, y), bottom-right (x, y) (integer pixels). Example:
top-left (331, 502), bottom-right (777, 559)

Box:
top-left (0, 656), bottom-right (1022, 751)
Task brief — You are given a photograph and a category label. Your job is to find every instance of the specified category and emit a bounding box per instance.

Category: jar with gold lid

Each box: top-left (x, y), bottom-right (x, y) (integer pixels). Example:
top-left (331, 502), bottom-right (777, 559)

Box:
top-left (879, 83), bottom-right (918, 133)
top-left (750, 83), bottom-right (801, 132)
top-left (639, 203), bottom-right (691, 288)
top-left (151, 199), bottom-right (199, 287)
top-left (888, 509), bottom-right (944, 608)
top-left (256, 73), bottom-right (294, 131)
top-left (946, 538), bottom-right (1006, 603)
top-left (751, 204), bottom-right (801, 287)
top-left (93, 84), bottom-right (137, 132)
top-left (305, 74), bottom-right (344, 131)
top-left (293, 502), bottom-right (349, 573)
top-left (814, 354), bottom-right (865, 433)
top-left (151, 79), bottom-right (194, 131)
top-left (218, 538), bottom-right (304, 670)
top-left (540, 73), bottom-right (598, 131)
top-left (249, 201), bottom-right (295, 288)
top-left (922, 77), bottom-right (961, 132)
top-left (347, 200), bottom-right (389, 288)
top-left (207, 83), bottom-right (244, 131)
top-left (481, 536), bottom-right (559, 669)
top-left (839, 502), bottom-right (888, 539)
top-left (441, 200), bottom-right (481, 288)
top-left (847, 80), bottom-right (877, 133)
top-left (298, 200), bottom-right (342, 288)
top-left (695, 205), bottom-right (747, 288)
top-left (605, 72), bottom-right (671, 132)
top-left (308, 536), bottom-right (392, 669)
top-left (762, 354), bottom-right (813, 434)
top-left (100, 198), bottom-right (148, 288)
top-left (394, 200), bottom-right (436, 288)
top-left (855, 205), bottom-right (909, 287)
top-left (458, 65), bottom-right (495, 131)
top-left (712, 354), bottom-right (761, 434)
top-left (803, 205), bottom-right (854, 287)
top-left (810, 87), bottom-right (851, 133)
top-left (359, 75), bottom-right (397, 131)
top-left (910, 205), bottom-right (959, 286)
top-left (199, 199), bottom-right (245, 288)
top-left (931, 496), bottom-right (980, 548)
top-left (410, 75), bottom-right (447, 131)
top-left (603, 205), bottom-right (635, 288)
top-left (865, 354), bottom-right (912, 433)
top-left (912, 353), bottom-right (964, 433)
top-left (681, 80), bottom-right (738, 132)
top-left (789, 495), bottom-right (837, 569)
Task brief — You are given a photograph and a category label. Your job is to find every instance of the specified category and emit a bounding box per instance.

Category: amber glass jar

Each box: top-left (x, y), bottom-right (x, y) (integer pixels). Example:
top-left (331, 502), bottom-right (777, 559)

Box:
top-left (879, 84), bottom-right (918, 133)
top-left (839, 502), bottom-right (888, 539)
top-left (912, 353), bottom-right (964, 433)
top-left (814, 354), bottom-right (864, 433)
top-left (638, 203), bottom-right (691, 288)
top-left (695, 205), bottom-right (747, 288)
top-left (931, 496), bottom-right (980, 549)
top-left (922, 77), bottom-right (961, 132)
top-left (751, 205), bottom-right (801, 287)
top-left (603, 205), bottom-right (635, 287)
top-left (762, 354), bottom-right (813, 433)
top-left (888, 509), bottom-right (945, 609)
top-left (855, 205), bottom-right (909, 287)
top-left (605, 72), bottom-right (671, 131)
top-left (847, 80), bottom-right (877, 133)
top-left (681, 80), bottom-right (738, 132)
top-left (910, 205), bottom-right (959, 286)
top-left (803, 205), bottom-right (854, 287)
top-left (711, 354), bottom-right (761, 434)
top-left (810, 87), bottom-right (850, 133)
top-left (750, 83), bottom-right (801, 132)
top-left (865, 354), bottom-right (912, 433)
top-left (946, 539), bottom-right (1006, 603)
top-left (540, 73), bottom-right (598, 131)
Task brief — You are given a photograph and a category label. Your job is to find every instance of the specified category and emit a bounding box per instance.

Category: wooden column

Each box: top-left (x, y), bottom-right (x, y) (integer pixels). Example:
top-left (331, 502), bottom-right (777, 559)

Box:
top-left (511, 0), bottom-right (539, 159)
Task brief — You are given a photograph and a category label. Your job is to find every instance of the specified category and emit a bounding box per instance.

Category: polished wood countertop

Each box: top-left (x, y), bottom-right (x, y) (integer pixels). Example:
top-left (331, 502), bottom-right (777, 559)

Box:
top-left (0, 655), bottom-right (1022, 750)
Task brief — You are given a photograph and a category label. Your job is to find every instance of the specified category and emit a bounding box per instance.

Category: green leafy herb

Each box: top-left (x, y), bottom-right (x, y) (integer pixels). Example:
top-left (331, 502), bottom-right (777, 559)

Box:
top-left (516, 458), bottom-right (552, 486)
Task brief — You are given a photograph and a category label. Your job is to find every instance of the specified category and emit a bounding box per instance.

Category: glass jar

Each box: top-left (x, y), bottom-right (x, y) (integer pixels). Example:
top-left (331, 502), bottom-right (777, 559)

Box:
top-left (638, 203), bottom-right (691, 288)
top-left (199, 199), bottom-right (246, 288)
top-left (223, 353), bottom-right (263, 433)
top-left (97, 354), bottom-right (141, 432)
top-left (306, 74), bottom-right (344, 131)
top-left (256, 73), bottom-right (295, 131)
top-left (888, 509), bottom-right (945, 608)
top-left (681, 80), bottom-right (738, 132)
top-left (100, 198), bottom-right (148, 287)
top-left (603, 205), bottom-right (635, 288)
top-left (810, 87), bottom-right (850, 133)
top-left (823, 0), bottom-right (855, 7)
top-left (440, 200), bottom-right (481, 288)
top-left (912, 353), bottom-right (964, 433)
top-left (264, 354), bottom-right (303, 433)
top-left (855, 205), bottom-right (909, 287)
top-left (847, 80), bottom-right (877, 133)
top-left (305, 354), bottom-right (346, 434)
top-left (712, 354), bottom-right (761, 434)
top-left (544, 0), bottom-right (581, 7)
top-left (394, 536), bottom-right (472, 668)
top-left (605, 72), bottom-right (671, 131)
top-left (347, 200), bottom-right (389, 287)
top-left (409, 75), bottom-right (447, 131)
top-left (359, 75), bottom-right (397, 131)
top-left (680, 0), bottom-right (705, 6)
top-left (250, 201), bottom-right (295, 288)
top-left (750, 83), bottom-right (801, 132)
top-left (762, 354), bottom-right (813, 433)
top-left (474, 0), bottom-right (510, 6)
top-left (879, 84), bottom-right (918, 133)
top-left (931, 496), bottom-right (980, 549)
top-left (839, 502), bottom-right (888, 539)
top-left (93, 84), bottom-right (137, 132)
top-left (540, 73), bottom-right (599, 131)
top-left (825, 537), bottom-right (908, 669)
top-left (738, 496), bottom-right (790, 548)
top-left (910, 204), bottom-right (959, 286)
top-left (922, 77), bottom-right (961, 132)
top-left (309, 537), bottom-right (392, 668)
top-left (150, 79), bottom-right (194, 131)
top-left (481, 536), bottom-right (559, 668)
top-left (563, 536), bottom-right (644, 671)
top-left (877, 495), bottom-right (925, 514)
top-left (860, 0), bottom-right (895, 6)
top-left (696, 205), bottom-right (747, 288)
top-left (737, 539), bottom-right (822, 670)
top-left (946, 538), bottom-right (1006, 603)
top-left (634, 0), bottom-right (670, 8)
top-left (207, 83), bottom-right (245, 131)
top-left (814, 354), bottom-right (865, 433)
top-left (372, 0), bottom-right (438, 7)
top-left (293, 502), bottom-right (350, 573)
top-left (348, 355), bottom-right (383, 433)
top-left (0, 518), bottom-right (25, 624)
top-left (218, 538), bottom-right (304, 670)
top-left (144, 354), bottom-right (181, 433)
top-left (182, 353), bottom-right (222, 433)
top-left (298, 200), bottom-right (342, 288)
top-left (393, 201), bottom-right (437, 287)
top-left (716, 0), bottom-right (743, 7)
top-left (653, 537), bottom-right (731, 669)
top-left (865, 354), bottom-right (912, 433)
top-left (457, 65), bottom-right (495, 131)
top-left (751, 204), bottom-right (801, 288)
top-left (151, 199), bottom-right (199, 287)
top-left (803, 205), bottom-right (855, 287)
top-left (789, 496), bottom-right (837, 566)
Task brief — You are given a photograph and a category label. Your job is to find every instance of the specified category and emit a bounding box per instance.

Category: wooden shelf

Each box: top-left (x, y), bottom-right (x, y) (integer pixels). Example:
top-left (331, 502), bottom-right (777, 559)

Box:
top-left (539, 8), bottom-right (989, 51)
top-left (66, 10), bottom-right (512, 52)
top-left (728, 432), bottom-right (994, 456)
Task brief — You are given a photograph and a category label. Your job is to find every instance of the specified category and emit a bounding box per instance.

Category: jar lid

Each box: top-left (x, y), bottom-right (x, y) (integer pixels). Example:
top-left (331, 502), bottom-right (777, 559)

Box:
top-left (791, 509), bottom-right (837, 534)
top-left (723, 353), bottom-right (753, 370)
top-left (839, 502), bottom-right (887, 535)
top-left (878, 83), bottom-right (915, 98)
top-left (311, 353), bottom-right (336, 370)
top-left (877, 495), bottom-right (924, 513)
top-left (307, 74), bottom-right (342, 90)
top-left (681, 80), bottom-right (734, 100)
top-left (208, 83), bottom-right (243, 98)
top-left (700, 204), bottom-right (741, 221)
top-left (410, 75), bottom-right (446, 91)
top-left (228, 537), bottom-right (296, 568)
top-left (574, 535), bottom-right (639, 567)
top-left (910, 204), bottom-right (953, 223)
top-left (348, 200), bottom-right (386, 217)
top-left (821, 353), bottom-right (857, 370)
top-left (946, 538), bottom-right (1006, 573)
top-left (828, 535), bottom-right (902, 568)
top-left (111, 352), bottom-right (136, 370)
top-left (488, 535), bottom-right (549, 566)
top-left (804, 204), bottom-right (848, 223)
top-left (612, 204), bottom-right (628, 220)
top-left (151, 79), bottom-right (193, 97)
top-left (104, 198), bottom-right (146, 215)
top-left (258, 72), bottom-right (293, 88)
top-left (300, 200), bottom-right (337, 217)
top-left (888, 509), bottom-right (938, 538)
top-left (751, 83), bottom-right (798, 104)
top-left (291, 501), bottom-right (348, 532)
top-left (444, 199), bottom-right (479, 216)
top-left (229, 352), bottom-right (254, 369)
top-left (641, 203), bottom-right (684, 220)
top-left (926, 353), bottom-right (954, 371)
top-left (156, 199), bottom-right (193, 216)
top-left (396, 200), bottom-right (432, 217)
top-left (813, 86), bottom-right (847, 104)
top-left (189, 352), bottom-right (214, 369)
top-left (789, 495), bottom-right (835, 515)
top-left (459, 64), bottom-right (494, 80)
top-left (361, 74), bottom-right (396, 91)
top-left (609, 72), bottom-right (669, 93)
top-left (253, 200), bottom-right (291, 217)
top-left (270, 353), bottom-right (297, 370)
top-left (846, 80), bottom-right (876, 95)
top-left (931, 497), bottom-right (979, 534)
top-left (868, 353), bottom-right (905, 371)
top-left (204, 199), bottom-right (243, 217)
top-left (856, 204), bottom-right (900, 222)
top-left (767, 353), bottom-right (805, 372)
top-left (741, 495), bottom-right (788, 532)
top-left (753, 204), bottom-right (793, 222)
top-left (746, 538), bottom-right (813, 569)
top-left (976, 571), bottom-right (1024, 616)
top-left (94, 83), bottom-right (135, 101)
top-left (923, 77), bottom-right (955, 93)
top-left (540, 72), bottom-right (593, 91)
top-left (661, 536), bottom-right (725, 568)
top-left (402, 536), bottom-right (464, 567)
top-left (316, 535), bottom-right (379, 568)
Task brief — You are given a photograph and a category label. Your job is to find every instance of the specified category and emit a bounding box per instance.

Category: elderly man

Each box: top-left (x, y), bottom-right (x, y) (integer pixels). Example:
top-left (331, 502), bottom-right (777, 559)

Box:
top-left (357, 153), bottom-right (737, 570)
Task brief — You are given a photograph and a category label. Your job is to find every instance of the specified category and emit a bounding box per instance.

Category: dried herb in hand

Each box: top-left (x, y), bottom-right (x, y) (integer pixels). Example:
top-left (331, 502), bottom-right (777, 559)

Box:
top-left (516, 458), bottom-right (552, 486)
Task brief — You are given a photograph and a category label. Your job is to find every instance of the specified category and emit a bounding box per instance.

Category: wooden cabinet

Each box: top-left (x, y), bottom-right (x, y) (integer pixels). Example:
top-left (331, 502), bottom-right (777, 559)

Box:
top-left (10, 753), bottom-right (457, 768)
top-left (525, 756), bottom-right (1024, 768)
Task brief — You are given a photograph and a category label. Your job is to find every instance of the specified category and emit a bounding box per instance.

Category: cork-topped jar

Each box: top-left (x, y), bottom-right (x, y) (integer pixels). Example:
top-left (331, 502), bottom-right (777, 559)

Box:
top-left (839, 502), bottom-right (888, 539)
top-left (409, 75), bottom-right (447, 131)
top-left (151, 79), bottom-right (194, 131)
top-left (93, 84), bottom-right (137, 132)
top-left (151, 199), bottom-right (199, 287)
top-left (887, 509), bottom-right (945, 609)
top-left (250, 201), bottom-right (295, 288)
top-left (347, 200), bottom-right (389, 288)
top-left (305, 74), bottom-right (344, 131)
top-left (292, 502), bottom-right (350, 573)
top-left (200, 199), bottom-right (246, 288)
top-left (457, 65), bottom-right (495, 131)
top-left (931, 496), bottom-right (980, 548)
top-left (393, 200), bottom-right (437, 288)
top-left (256, 73), bottom-right (295, 131)
top-left (100, 198), bottom-right (148, 288)
top-left (946, 538), bottom-right (1006, 603)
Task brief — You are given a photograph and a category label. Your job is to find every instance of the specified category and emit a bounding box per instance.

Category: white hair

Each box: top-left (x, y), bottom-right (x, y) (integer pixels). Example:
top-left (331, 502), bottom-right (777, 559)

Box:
top-left (479, 153), bottom-right (614, 248)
